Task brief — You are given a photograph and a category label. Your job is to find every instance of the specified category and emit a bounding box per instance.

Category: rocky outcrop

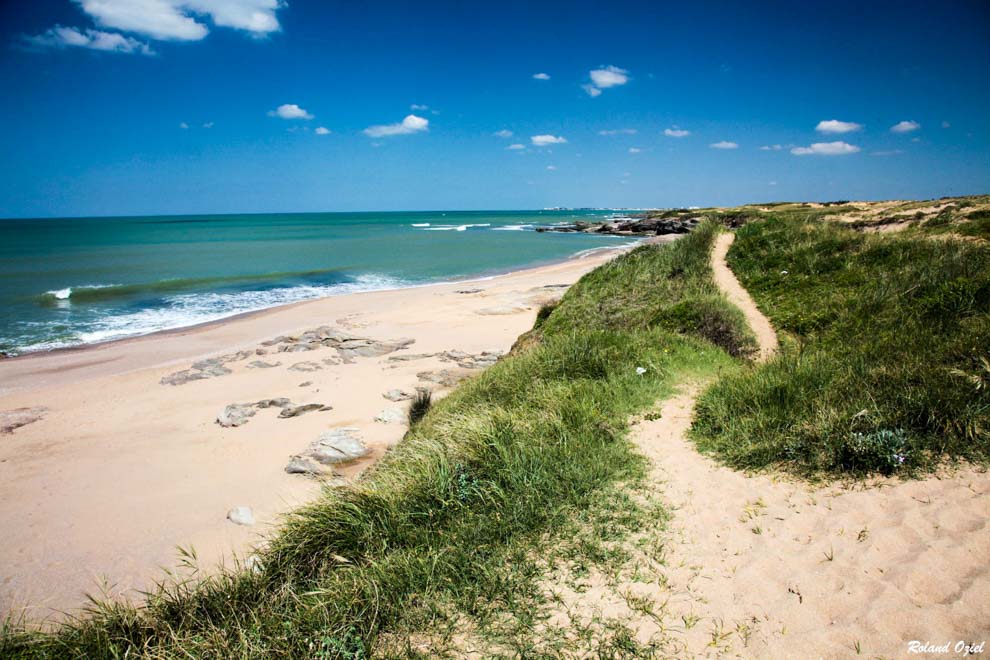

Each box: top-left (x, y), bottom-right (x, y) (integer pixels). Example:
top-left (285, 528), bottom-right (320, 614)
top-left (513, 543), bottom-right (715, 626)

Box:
top-left (278, 403), bottom-right (332, 418)
top-left (535, 215), bottom-right (701, 236)
top-left (374, 408), bottom-right (406, 424)
top-left (217, 404), bottom-right (257, 428)
top-left (217, 398), bottom-right (328, 427)
top-left (437, 349), bottom-right (503, 369)
top-left (417, 369), bottom-right (469, 387)
top-left (383, 388), bottom-right (415, 401)
top-left (308, 427), bottom-right (369, 465)
top-left (284, 456), bottom-right (324, 475)
top-left (162, 326), bottom-right (416, 385)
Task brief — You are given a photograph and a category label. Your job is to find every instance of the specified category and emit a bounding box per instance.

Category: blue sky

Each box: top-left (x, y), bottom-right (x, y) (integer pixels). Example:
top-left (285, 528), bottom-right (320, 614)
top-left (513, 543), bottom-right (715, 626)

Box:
top-left (1, 0), bottom-right (988, 217)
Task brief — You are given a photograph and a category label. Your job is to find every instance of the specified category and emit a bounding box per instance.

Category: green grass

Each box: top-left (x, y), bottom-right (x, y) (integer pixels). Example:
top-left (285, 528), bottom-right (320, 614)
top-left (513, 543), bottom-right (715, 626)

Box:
top-left (692, 213), bottom-right (990, 477)
top-left (2, 222), bottom-right (743, 658)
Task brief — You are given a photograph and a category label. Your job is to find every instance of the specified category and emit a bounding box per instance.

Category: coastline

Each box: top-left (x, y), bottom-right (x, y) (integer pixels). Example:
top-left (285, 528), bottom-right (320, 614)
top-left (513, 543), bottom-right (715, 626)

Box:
top-left (0, 241), bottom-right (637, 622)
top-left (0, 239), bottom-right (639, 372)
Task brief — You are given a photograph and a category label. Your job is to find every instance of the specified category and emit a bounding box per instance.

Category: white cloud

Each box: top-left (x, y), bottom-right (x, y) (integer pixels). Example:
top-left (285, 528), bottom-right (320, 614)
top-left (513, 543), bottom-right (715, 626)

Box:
top-left (628, 147), bottom-right (642, 153)
top-left (532, 72), bottom-right (550, 80)
top-left (23, 25), bottom-right (154, 54)
top-left (815, 119), bottom-right (863, 134)
top-left (69, 0), bottom-right (282, 41)
top-left (663, 127), bottom-right (690, 138)
top-left (583, 65), bottom-right (629, 98)
top-left (494, 129), bottom-right (513, 138)
top-left (531, 134), bottom-right (567, 146)
top-left (759, 144), bottom-right (783, 151)
top-left (589, 65), bottom-right (629, 88)
top-left (710, 141), bottom-right (739, 149)
top-left (269, 104), bottom-right (313, 120)
top-left (890, 120), bottom-right (920, 133)
top-left (769, 181), bottom-right (777, 186)
top-left (546, 165), bottom-right (557, 171)
top-left (363, 114), bottom-right (429, 138)
top-left (599, 128), bottom-right (637, 135)
top-left (506, 143), bottom-right (525, 150)
top-left (179, 121), bottom-right (188, 129)
top-left (315, 126), bottom-right (331, 135)
top-left (790, 141), bottom-right (860, 156)
top-left (870, 149), bottom-right (903, 156)
top-left (410, 104), bottom-right (429, 111)
top-left (941, 120), bottom-right (951, 129)
top-left (202, 121), bottom-right (213, 128)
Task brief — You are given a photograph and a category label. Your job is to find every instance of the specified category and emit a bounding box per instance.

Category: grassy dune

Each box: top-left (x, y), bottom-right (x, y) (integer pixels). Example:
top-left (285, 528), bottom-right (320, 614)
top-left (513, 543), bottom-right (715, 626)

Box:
top-left (693, 207), bottom-right (990, 476)
top-left (2, 222), bottom-right (744, 658)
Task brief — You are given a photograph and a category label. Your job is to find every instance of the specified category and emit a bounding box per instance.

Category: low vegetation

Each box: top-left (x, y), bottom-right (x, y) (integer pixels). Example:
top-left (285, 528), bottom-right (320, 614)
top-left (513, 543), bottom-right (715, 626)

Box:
top-left (693, 208), bottom-right (990, 477)
top-left (2, 222), bottom-right (744, 657)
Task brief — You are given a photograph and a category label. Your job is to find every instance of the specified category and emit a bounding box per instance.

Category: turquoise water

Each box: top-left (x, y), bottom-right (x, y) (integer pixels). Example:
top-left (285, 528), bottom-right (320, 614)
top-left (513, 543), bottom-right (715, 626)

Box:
top-left (0, 210), bottom-right (636, 354)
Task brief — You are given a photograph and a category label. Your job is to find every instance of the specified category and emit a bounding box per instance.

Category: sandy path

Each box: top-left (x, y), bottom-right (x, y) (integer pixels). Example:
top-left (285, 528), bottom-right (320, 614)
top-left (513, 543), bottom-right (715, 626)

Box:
top-left (549, 230), bottom-right (990, 657)
top-left (711, 232), bottom-right (778, 360)
top-left (0, 248), bottom-right (628, 623)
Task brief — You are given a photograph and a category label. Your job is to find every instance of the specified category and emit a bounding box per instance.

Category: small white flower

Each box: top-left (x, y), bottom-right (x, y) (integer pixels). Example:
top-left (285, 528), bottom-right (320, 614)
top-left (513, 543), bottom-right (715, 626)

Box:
top-left (780, 270), bottom-right (789, 275)
top-left (636, 367), bottom-right (647, 375)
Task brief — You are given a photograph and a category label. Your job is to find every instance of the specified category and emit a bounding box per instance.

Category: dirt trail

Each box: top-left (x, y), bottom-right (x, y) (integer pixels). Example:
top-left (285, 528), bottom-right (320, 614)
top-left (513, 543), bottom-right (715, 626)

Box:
top-left (547, 231), bottom-right (990, 657)
top-left (710, 232), bottom-right (778, 359)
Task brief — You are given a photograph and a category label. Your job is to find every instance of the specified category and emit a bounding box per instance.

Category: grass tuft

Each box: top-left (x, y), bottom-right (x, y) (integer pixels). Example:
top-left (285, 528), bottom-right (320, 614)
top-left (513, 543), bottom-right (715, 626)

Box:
top-left (406, 388), bottom-right (432, 426)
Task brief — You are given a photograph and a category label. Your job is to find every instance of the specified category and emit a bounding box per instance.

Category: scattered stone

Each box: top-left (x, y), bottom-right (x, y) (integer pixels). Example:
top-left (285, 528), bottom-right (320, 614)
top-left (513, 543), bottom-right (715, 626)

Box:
top-left (278, 403), bottom-right (332, 418)
top-left (322, 357), bottom-right (342, 366)
top-left (335, 337), bottom-right (415, 360)
top-left (226, 506), bottom-right (255, 526)
top-left (374, 408), bottom-right (406, 425)
top-left (160, 351), bottom-right (252, 385)
top-left (299, 381), bottom-right (313, 387)
top-left (288, 361), bottom-right (323, 373)
top-left (0, 407), bottom-right (47, 434)
top-left (383, 388), bottom-right (414, 401)
top-left (386, 353), bottom-right (436, 363)
top-left (247, 360), bottom-right (281, 369)
top-left (254, 398), bottom-right (291, 409)
top-left (280, 342), bottom-right (320, 353)
top-left (260, 336), bottom-right (292, 346)
top-left (217, 404), bottom-right (256, 428)
top-left (437, 349), bottom-right (503, 369)
top-left (285, 455), bottom-right (323, 475)
top-left (417, 369), bottom-right (469, 387)
top-left (456, 288), bottom-right (483, 294)
top-left (309, 428), bottom-right (369, 464)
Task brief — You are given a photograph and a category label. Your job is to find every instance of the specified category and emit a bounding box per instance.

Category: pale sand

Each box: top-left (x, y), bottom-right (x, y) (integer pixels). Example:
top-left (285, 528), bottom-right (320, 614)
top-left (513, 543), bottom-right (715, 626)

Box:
top-left (711, 233), bottom-right (778, 360)
top-left (542, 233), bottom-right (990, 657)
top-left (0, 248), bottom-right (624, 623)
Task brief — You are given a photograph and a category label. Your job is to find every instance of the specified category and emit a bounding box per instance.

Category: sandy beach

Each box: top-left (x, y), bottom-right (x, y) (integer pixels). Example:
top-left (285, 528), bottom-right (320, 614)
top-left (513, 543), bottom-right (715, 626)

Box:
top-left (0, 249), bottom-right (622, 622)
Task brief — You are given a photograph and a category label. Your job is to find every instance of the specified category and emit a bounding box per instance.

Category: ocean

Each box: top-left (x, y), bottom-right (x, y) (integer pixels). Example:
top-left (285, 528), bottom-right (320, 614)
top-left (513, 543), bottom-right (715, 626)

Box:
top-left (0, 210), bottom-right (637, 354)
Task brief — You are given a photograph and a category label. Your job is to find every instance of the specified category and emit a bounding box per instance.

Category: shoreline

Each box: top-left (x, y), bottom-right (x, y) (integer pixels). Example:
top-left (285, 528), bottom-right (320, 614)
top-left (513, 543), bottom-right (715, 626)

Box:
top-left (0, 241), bottom-right (640, 621)
top-left (2, 240), bottom-right (639, 366)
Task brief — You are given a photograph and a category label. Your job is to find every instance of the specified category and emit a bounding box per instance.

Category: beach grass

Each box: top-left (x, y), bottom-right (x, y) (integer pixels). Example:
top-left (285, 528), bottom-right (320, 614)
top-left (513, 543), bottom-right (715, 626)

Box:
top-left (2, 221), bottom-right (744, 657)
top-left (692, 210), bottom-right (990, 477)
